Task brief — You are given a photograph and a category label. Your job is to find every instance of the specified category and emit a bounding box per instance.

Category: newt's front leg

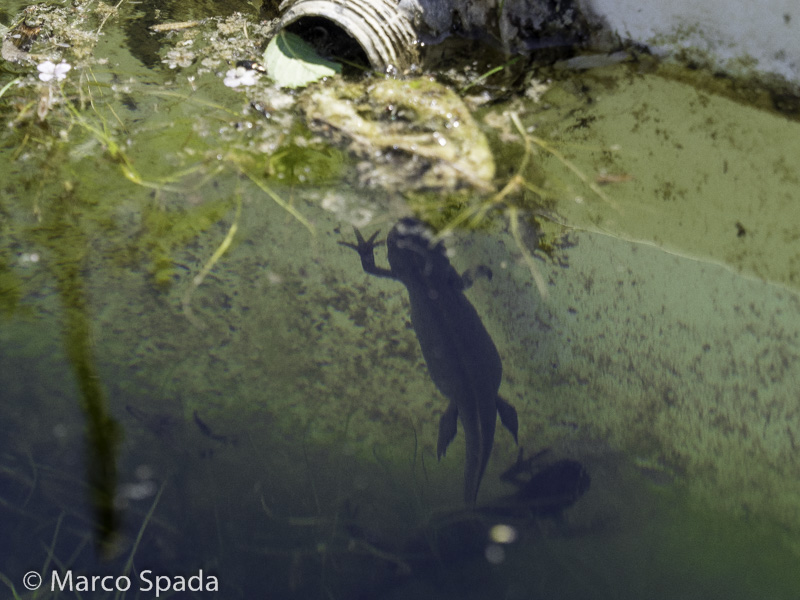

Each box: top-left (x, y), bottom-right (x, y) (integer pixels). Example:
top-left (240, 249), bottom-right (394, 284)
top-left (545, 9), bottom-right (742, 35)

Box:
top-left (338, 228), bottom-right (394, 278)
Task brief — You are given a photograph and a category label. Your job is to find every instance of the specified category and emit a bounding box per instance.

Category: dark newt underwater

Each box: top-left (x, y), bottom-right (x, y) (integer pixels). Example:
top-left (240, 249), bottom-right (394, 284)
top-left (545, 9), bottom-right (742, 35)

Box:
top-left (340, 218), bottom-right (519, 504)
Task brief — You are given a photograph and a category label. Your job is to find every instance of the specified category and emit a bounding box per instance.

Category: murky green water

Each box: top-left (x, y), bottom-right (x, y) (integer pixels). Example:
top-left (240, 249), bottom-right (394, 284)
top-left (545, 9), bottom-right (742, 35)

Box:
top-left (1, 2), bottom-right (799, 599)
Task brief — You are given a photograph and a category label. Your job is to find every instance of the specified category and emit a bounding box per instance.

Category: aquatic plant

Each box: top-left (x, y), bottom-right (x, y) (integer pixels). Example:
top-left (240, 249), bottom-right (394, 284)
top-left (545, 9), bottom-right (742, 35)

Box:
top-left (247, 417), bottom-right (417, 599)
top-left (2, 0), bottom-right (607, 318)
top-left (0, 445), bottom-right (169, 600)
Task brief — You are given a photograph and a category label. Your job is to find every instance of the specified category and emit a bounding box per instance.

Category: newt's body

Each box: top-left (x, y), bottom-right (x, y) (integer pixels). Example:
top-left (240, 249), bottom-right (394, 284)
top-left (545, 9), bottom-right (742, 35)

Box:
top-left (341, 218), bottom-right (518, 504)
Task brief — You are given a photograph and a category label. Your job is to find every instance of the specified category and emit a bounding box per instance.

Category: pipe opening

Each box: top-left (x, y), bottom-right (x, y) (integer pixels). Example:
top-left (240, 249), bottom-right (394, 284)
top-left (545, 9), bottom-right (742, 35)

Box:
top-left (284, 17), bottom-right (371, 75)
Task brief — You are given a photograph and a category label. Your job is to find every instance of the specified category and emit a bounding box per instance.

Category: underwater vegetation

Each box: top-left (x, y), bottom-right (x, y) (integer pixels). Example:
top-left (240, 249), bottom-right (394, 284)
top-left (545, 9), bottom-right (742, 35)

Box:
top-left (0, 1), bottom-right (571, 303)
top-left (1, 1), bottom-right (800, 599)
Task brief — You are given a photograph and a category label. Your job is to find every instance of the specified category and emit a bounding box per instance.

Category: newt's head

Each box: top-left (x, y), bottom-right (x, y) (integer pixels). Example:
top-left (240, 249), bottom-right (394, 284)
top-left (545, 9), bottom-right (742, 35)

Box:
top-left (386, 218), bottom-right (453, 282)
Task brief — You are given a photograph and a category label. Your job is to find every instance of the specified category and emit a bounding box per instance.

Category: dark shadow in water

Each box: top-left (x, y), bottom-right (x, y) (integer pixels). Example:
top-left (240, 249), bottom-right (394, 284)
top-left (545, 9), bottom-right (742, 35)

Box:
top-left (350, 450), bottom-right (591, 599)
top-left (246, 442), bottom-right (590, 599)
top-left (34, 188), bottom-right (122, 558)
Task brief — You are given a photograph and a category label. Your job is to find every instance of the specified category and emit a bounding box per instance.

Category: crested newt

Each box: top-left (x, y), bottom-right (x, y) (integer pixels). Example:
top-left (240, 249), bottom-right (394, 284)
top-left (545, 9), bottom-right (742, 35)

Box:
top-left (340, 218), bottom-right (518, 504)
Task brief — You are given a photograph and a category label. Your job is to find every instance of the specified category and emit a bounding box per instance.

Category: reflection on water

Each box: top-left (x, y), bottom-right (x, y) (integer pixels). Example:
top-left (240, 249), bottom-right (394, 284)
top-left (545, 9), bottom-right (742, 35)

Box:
top-left (34, 184), bottom-right (123, 557)
top-left (1, 1), bottom-right (800, 599)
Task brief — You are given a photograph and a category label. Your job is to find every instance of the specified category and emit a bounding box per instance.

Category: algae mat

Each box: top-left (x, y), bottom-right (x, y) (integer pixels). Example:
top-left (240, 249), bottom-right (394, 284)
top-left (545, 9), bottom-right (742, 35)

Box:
top-left (1, 3), bottom-right (800, 594)
top-left (530, 65), bottom-right (800, 293)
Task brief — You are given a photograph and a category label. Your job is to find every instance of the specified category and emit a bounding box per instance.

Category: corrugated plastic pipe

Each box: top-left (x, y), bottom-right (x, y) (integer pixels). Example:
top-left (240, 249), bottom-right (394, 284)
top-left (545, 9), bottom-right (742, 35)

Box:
top-left (276, 0), bottom-right (420, 73)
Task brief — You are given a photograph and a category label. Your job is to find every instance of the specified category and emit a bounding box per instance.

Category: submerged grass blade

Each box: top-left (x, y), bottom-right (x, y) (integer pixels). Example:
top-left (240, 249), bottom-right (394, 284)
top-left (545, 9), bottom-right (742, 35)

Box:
top-left (240, 168), bottom-right (315, 234)
top-left (96, 0), bottom-right (126, 34)
top-left (460, 56), bottom-right (521, 94)
top-left (514, 110), bottom-right (619, 212)
top-left (508, 206), bottom-right (548, 300)
top-left (61, 97), bottom-right (186, 192)
top-left (435, 111), bottom-right (533, 239)
top-left (0, 77), bottom-right (20, 100)
top-left (0, 573), bottom-right (22, 600)
top-left (148, 90), bottom-right (244, 117)
top-left (182, 195), bottom-right (242, 327)
top-left (39, 511), bottom-right (65, 592)
top-left (116, 480), bottom-right (166, 600)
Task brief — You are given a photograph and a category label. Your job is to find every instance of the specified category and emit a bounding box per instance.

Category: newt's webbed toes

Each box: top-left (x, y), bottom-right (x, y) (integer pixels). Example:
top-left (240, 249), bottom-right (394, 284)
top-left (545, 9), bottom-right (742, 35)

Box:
top-left (364, 229), bottom-right (384, 247)
top-left (338, 228), bottom-right (384, 254)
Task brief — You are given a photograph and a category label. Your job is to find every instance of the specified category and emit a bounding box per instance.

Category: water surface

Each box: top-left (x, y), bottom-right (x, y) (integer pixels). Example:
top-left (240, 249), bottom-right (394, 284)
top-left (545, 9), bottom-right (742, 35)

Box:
top-left (1, 2), bottom-right (798, 599)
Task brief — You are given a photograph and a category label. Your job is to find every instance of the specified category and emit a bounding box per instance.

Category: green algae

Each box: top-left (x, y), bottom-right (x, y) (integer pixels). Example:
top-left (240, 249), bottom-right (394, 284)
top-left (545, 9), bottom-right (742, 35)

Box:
top-left (1, 2), bottom-right (799, 596)
top-left (137, 198), bottom-right (235, 287)
top-left (33, 186), bottom-right (123, 555)
top-left (265, 140), bottom-right (345, 186)
top-left (517, 62), bottom-right (800, 293)
top-left (299, 76), bottom-right (496, 191)
top-left (490, 469), bottom-right (800, 600)
top-left (485, 227), bottom-right (800, 554)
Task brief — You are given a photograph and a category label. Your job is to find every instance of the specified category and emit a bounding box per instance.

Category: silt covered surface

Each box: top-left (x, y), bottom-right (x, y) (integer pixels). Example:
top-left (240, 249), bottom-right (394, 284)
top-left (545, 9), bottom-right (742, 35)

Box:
top-left (0, 2), bottom-right (799, 598)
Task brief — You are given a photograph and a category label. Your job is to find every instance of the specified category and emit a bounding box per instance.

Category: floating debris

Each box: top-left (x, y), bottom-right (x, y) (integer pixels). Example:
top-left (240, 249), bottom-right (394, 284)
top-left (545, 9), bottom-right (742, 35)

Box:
top-left (150, 20), bottom-right (204, 33)
top-left (300, 77), bottom-right (495, 191)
